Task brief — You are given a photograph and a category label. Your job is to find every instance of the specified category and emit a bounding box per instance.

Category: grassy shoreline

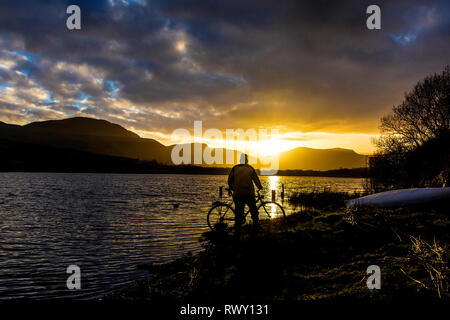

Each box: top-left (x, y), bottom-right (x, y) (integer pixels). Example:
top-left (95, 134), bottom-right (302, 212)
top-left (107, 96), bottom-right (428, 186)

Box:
top-left (104, 200), bottom-right (449, 302)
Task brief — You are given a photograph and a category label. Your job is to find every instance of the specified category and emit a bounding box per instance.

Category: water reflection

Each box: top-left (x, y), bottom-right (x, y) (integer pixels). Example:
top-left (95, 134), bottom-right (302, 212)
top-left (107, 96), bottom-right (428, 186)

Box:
top-left (268, 175), bottom-right (279, 199)
top-left (0, 173), bottom-right (364, 299)
top-left (267, 176), bottom-right (280, 217)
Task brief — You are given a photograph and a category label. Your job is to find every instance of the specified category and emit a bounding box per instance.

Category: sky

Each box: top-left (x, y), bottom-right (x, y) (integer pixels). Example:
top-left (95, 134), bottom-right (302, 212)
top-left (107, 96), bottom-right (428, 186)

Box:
top-left (0, 0), bottom-right (449, 155)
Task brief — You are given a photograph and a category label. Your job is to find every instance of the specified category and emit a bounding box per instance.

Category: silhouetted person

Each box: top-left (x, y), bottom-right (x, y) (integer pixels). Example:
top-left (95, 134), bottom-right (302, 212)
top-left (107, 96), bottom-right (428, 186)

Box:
top-left (228, 153), bottom-right (263, 230)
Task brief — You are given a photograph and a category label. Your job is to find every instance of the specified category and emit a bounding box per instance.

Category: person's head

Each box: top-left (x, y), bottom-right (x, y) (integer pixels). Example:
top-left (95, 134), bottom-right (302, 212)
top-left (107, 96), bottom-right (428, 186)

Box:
top-left (239, 153), bottom-right (249, 165)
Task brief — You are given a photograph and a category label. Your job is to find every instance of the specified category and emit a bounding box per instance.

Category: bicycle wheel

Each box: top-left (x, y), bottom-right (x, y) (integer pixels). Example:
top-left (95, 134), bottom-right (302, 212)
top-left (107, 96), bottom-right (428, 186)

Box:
top-left (207, 203), bottom-right (235, 231)
top-left (257, 201), bottom-right (286, 220)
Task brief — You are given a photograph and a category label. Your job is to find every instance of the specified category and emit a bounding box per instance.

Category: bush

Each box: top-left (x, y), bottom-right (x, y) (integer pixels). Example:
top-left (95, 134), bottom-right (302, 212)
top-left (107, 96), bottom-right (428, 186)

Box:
top-left (289, 188), bottom-right (365, 211)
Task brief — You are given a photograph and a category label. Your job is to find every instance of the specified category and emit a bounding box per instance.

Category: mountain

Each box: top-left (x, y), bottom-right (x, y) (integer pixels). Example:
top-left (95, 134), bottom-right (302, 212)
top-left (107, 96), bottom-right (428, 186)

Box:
top-left (23, 117), bottom-right (140, 138)
top-left (277, 147), bottom-right (367, 171)
top-left (169, 143), bottom-right (241, 168)
top-left (0, 117), bottom-right (368, 171)
top-left (0, 117), bottom-right (172, 164)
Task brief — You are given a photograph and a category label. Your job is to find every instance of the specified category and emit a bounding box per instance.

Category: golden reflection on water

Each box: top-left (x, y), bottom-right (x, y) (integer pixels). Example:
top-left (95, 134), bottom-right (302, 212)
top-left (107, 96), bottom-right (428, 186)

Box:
top-left (268, 175), bottom-right (279, 194)
top-left (267, 176), bottom-right (279, 217)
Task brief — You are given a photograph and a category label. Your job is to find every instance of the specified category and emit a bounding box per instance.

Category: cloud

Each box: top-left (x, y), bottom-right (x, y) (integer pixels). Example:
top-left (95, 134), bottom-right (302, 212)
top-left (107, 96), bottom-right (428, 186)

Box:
top-left (0, 0), bottom-right (448, 148)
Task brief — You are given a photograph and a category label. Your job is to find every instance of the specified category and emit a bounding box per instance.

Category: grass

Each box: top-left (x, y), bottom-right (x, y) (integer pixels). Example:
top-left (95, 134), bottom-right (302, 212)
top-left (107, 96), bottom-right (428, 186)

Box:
top-left (289, 187), bottom-right (366, 211)
top-left (399, 236), bottom-right (448, 299)
top-left (104, 194), bottom-right (449, 302)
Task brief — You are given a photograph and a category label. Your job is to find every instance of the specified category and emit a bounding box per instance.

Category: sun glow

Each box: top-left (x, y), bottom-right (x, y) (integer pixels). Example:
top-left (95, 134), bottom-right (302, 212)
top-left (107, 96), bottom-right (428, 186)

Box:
top-left (169, 134), bottom-right (299, 158)
top-left (175, 41), bottom-right (186, 52)
top-left (208, 137), bottom-right (297, 158)
top-left (250, 138), bottom-right (297, 156)
top-left (268, 175), bottom-right (279, 192)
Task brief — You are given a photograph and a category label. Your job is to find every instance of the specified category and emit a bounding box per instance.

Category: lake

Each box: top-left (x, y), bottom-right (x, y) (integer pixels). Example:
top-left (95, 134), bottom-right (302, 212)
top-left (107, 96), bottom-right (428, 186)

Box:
top-left (0, 173), bottom-right (364, 299)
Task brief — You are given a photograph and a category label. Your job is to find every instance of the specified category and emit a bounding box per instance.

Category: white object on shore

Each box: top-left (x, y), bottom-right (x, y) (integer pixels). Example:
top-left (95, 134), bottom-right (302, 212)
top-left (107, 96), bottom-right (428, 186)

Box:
top-left (345, 187), bottom-right (450, 209)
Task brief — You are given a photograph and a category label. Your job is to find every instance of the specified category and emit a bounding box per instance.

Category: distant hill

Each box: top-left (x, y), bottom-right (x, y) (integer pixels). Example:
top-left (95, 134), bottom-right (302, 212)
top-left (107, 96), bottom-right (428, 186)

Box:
top-left (0, 117), bottom-right (172, 164)
top-left (24, 117), bottom-right (140, 139)
top-left (0, 117), bottom-right (367, 171)
top-left (277, 147), bottom-right (367, 171)
top-left (168, 143), bottom-right (241, 168)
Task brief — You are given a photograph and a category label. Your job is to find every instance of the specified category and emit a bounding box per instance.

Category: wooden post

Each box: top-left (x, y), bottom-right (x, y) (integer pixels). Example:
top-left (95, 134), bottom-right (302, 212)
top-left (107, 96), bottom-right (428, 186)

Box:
top-left (281, 184), bottom-right (285, 202)
top-left (272, 189), bottom-right (276, 202)
top-left (219, 186), bottom-right (223, 198)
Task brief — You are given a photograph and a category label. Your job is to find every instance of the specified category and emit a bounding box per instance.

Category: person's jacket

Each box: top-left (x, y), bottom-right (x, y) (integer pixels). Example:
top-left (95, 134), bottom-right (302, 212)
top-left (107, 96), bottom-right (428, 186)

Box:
top-left (228, 164), bottom-right (262, 197)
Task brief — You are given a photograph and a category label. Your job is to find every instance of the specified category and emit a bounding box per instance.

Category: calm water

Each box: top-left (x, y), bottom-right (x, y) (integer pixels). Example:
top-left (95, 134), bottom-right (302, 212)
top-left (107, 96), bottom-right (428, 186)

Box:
top-left (0, 173), bottom-right (364, 299)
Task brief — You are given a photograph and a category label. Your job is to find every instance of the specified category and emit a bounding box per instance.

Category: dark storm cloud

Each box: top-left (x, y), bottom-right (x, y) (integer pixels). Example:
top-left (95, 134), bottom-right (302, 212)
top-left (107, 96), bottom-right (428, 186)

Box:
top-left (0, 0), bottom-right (448, 138)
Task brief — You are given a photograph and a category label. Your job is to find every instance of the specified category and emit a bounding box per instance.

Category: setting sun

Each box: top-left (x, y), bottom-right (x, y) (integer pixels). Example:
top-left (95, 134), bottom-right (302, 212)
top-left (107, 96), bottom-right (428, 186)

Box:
top-left (201, 135), bottom-right (298, 158)
top-left (250, 138), bottom-right (297, 156)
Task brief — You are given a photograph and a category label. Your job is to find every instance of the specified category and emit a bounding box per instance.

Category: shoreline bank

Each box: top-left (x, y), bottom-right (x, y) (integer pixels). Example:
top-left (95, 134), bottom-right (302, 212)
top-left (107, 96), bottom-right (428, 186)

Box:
top-left (104, 205), bottom-right (449, 302)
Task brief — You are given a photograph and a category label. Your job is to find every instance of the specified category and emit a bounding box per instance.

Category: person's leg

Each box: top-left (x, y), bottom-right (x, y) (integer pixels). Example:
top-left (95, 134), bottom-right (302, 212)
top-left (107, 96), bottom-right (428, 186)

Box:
top-left (233, 196), bottom-right (245, 229)
top-left (246, 196), bottom-right (259, 225)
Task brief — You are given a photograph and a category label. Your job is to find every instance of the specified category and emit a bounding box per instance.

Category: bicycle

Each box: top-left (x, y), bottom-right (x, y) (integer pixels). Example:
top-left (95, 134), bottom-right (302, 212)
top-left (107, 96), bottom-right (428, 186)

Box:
top-left (207, 188), bottom-right (286, 231)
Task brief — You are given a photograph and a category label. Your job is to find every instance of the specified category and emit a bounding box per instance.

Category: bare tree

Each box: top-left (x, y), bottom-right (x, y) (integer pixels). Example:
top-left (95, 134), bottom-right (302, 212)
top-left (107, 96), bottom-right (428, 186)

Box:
top-left (376, 66), bottom-right (450, 153)
top-left (369, 66), bottom-right (450, 190)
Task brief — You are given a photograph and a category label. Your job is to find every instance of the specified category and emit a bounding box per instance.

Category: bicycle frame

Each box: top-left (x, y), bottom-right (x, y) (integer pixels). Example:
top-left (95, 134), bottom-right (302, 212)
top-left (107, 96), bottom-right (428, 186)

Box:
top-left (207, 188), bottom-right (286, 231)
top-left (223, 189), bottom-right (271, 218)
